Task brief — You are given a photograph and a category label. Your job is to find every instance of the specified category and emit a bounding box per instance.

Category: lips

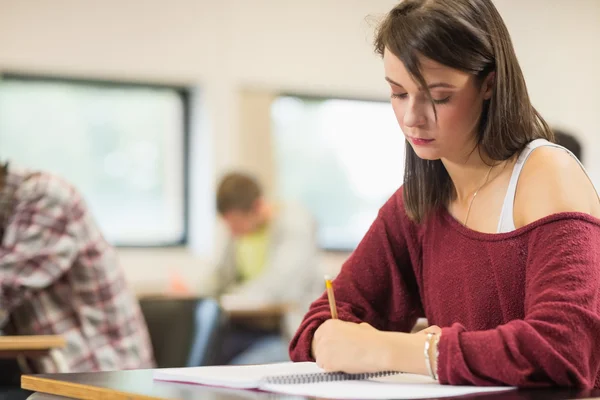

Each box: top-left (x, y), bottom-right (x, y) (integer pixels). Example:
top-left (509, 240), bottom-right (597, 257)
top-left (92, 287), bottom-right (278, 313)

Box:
top-left (408, 137), bottom-right (435, 146)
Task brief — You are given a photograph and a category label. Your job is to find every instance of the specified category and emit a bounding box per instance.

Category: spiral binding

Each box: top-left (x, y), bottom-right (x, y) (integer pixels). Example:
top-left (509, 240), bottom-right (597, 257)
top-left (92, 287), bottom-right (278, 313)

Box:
top-left (263, 370), bottom-right (400, 385)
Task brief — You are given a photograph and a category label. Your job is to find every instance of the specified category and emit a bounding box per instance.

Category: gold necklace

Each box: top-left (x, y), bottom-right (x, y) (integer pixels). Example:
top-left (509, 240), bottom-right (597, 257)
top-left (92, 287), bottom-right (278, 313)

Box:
top-left (463, 164), bottom-right (495, 227)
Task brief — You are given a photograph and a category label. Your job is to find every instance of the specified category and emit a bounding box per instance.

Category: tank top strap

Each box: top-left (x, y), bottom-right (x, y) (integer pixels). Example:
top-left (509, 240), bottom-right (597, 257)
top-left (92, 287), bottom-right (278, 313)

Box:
top-left (496, 138), bottom-right (597, 233)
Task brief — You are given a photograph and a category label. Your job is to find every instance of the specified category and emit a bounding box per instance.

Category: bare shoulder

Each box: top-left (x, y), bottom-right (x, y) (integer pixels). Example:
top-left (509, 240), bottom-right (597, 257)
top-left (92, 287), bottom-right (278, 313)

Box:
top-left (513, 146), bottom-right (600, 228)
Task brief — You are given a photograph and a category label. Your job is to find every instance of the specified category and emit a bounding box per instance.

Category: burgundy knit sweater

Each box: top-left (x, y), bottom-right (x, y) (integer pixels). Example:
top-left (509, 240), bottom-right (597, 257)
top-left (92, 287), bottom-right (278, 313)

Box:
top-left (289, 188), bottom-right (600, 388)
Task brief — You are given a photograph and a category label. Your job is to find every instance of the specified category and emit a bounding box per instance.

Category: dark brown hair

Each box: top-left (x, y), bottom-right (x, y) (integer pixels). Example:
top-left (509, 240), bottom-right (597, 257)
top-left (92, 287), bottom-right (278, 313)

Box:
top-left (374, 0), bottom-right (553, 222)
top-left (216, 172), bottom-right (262, 214)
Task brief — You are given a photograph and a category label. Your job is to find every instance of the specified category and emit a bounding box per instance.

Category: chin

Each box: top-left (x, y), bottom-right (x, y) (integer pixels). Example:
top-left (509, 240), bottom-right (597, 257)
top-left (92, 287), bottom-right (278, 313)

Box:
top-left (410, 146), bottom-right (442, 161)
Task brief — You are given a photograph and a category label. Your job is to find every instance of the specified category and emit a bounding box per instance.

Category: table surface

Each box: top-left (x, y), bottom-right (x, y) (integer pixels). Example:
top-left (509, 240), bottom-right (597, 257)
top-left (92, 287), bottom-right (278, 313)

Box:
top-left (21, 369), bottom-right (600, 400)
top-left (223, 303), bottom-right (290, 319)
top-left (136, 292), bottom-right (291, 318)
top-left (0, 336), bottom-right (65, 351)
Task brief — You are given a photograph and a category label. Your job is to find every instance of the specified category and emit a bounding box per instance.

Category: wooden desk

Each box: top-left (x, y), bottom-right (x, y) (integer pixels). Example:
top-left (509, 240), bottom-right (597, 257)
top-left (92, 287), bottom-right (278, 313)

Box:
top-left (136, 293), bottom-right (290, 318)
top-left (0, 335), bottom-right (65, 360)
top-left (221, 299), bottom-right (291, 332)
top-left (22, 369), bottom-right (297, 400)
top-left (20, 369), bottom-right (600, 400)
top-left (137, 293), bottom-right (290, 331)
top-left (223, 303), bottom-right (290, 319)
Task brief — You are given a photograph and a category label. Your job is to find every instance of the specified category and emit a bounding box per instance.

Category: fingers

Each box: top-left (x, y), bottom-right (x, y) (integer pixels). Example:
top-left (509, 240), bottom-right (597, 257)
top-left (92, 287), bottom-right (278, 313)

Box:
top-left (312, 325), bottom-right (326, 359)
top-left (312, 319), bottom-right (337, 360)
top-left (313, 320), bottom-right (344, 370)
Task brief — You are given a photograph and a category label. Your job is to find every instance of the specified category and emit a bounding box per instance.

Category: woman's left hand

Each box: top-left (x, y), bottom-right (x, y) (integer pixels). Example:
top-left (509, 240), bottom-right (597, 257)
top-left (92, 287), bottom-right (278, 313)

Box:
top-left (312, 319), bottom-right (392, 373)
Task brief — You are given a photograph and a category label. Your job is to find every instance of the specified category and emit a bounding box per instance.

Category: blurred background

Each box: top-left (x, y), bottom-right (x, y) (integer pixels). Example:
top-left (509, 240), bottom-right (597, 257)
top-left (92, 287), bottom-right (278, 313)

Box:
top-left (0, 0), bottom-right (598, 292)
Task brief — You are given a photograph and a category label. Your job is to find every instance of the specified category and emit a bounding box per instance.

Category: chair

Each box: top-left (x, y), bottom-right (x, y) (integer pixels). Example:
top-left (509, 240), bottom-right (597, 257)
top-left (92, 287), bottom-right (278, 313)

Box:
top-left (138, 297), bottom-right (225, 368)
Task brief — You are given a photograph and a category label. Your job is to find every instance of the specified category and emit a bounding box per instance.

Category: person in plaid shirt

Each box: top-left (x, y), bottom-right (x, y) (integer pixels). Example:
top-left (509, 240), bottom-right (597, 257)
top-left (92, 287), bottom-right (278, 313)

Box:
top-left (0, 163), bottom-right (155, 373)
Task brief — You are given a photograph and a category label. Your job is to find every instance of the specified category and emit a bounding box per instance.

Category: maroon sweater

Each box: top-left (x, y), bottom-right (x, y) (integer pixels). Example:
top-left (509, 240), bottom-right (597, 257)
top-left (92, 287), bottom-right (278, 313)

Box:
top-left (289, 188), bottom-right (600, 388)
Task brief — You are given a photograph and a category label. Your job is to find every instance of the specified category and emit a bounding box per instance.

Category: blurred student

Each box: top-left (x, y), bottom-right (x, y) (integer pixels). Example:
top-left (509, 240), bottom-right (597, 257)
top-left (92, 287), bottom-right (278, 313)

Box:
top-left (210, 172), bottom-right (320, 365)
top-left (0, 162), bottom-right (154, 375)
top-left (553, 129), bottom-right (583, 161)
top-left (290, 0), bottom-right (600, 388)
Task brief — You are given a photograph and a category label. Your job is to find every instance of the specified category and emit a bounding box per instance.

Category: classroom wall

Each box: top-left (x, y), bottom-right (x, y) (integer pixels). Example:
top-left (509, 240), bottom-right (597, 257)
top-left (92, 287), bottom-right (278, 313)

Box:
top-left (1, 0), bottom-right (598, 290)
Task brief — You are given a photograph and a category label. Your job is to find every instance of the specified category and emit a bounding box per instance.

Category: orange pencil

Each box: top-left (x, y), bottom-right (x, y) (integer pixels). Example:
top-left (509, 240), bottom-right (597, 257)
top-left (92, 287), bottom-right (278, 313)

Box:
top-left (324, 275), bottom-right (338, 319)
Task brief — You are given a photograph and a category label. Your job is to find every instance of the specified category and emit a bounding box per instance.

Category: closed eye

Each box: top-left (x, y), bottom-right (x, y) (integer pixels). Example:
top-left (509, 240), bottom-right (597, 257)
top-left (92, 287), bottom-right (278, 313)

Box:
top-left (433, 96), bottom-right (451, 105)
top-left (391, 92), bottom-right (452, 105)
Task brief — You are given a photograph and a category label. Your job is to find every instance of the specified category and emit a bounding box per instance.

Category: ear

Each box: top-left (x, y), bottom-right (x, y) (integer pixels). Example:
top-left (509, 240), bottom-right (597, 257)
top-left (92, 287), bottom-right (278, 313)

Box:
top-left (251, 198), bottom-right (264, 213)
top-left (482, 71), bottom-right (495, 100)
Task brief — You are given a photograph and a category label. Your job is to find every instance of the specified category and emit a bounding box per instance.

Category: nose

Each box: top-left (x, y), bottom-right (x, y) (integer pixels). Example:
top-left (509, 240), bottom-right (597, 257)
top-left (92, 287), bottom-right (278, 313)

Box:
top-left (403, 98), bottom-right (427, 128)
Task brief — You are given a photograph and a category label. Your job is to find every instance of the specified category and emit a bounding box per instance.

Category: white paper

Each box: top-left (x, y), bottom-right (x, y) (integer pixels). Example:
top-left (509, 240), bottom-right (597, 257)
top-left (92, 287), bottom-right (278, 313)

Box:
top-left (153, 362), bottom-right (515, 399)
top-left (263, 373), bottom-right (515, 400)
top-left (153, 362), bottom-right (322, 389)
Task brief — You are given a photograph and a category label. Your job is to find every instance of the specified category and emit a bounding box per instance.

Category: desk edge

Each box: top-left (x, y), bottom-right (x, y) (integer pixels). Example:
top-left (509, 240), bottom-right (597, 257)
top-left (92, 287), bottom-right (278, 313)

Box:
top-left (21, 374), bottom-right (165, 400)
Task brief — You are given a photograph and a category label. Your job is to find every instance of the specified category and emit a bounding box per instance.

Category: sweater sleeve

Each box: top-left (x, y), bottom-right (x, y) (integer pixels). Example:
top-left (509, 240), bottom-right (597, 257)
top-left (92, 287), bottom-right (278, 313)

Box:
top-left (289, 188), bottom-right (424, 362)
top-left (439, 215), bottom-right (600, 388)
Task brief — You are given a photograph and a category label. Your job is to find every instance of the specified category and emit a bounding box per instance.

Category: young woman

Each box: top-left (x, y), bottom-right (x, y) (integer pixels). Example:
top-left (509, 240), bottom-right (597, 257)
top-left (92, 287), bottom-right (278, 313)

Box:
top-left (289, 0), bottom-right (600, 388)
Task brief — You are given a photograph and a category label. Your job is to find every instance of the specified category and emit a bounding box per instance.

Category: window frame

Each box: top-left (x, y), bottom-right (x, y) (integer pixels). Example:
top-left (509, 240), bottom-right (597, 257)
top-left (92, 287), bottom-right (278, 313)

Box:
top-left (0, 72), bottom-right (192, 248)
top-left (273, 92), bottom-right (400, 252)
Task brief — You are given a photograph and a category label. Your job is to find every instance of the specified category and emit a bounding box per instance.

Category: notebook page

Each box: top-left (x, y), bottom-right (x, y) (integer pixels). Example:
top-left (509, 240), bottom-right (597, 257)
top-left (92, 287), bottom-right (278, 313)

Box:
top-left (153, 362), bottom-right (323, 389)
top-left (261, 374), bottom-right (515, 399)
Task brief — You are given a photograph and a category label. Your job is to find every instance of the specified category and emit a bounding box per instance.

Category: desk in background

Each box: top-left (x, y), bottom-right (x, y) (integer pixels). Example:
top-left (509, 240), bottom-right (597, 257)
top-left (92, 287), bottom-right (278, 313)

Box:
top-left (137, 292), bottom-right (290, 316)
top-left (0, 335), bottom-right (67, 373)
top-left (137, 292), bottom-right (291, 331)
top-left (0, 335), bottom-right (65, 357)
top-left (21, 369), bottom-right (600, 400)
top-left (220, 295), bottom-right (291, 331)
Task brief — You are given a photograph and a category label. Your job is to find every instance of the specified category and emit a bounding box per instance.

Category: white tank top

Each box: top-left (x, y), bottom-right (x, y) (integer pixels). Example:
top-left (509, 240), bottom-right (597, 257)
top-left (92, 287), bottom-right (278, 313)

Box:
top-left (496, 138), bottom-right (599, 233)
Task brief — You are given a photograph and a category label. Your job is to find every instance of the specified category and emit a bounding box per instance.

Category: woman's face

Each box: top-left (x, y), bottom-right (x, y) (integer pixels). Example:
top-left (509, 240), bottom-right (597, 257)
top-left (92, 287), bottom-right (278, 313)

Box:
top-left (383, 49), bottom-right (493, 162)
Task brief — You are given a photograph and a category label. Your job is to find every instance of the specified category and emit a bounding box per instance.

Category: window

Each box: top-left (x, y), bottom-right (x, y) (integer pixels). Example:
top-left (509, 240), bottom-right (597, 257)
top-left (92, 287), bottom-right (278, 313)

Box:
top-left (0, 75), bottom-right (188, 246)
top-left (272, 95), bottom-right (405, 251)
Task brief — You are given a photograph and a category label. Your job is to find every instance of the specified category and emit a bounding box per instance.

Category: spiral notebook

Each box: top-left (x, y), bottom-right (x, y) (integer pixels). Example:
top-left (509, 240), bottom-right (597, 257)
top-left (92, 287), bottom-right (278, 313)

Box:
top-left (153, 362), bottom-right (515, 399)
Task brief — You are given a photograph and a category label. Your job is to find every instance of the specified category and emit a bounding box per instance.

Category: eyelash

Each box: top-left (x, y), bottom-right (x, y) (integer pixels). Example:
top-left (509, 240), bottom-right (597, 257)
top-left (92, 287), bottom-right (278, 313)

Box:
top-left (390, 93), bottom-right (451, 105)
top-left (433, 96), bottom-right (451, 105)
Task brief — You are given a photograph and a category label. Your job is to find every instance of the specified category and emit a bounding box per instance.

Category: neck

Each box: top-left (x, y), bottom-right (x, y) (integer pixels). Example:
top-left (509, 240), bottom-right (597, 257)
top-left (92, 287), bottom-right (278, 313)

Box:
top-left (441, 147), bottom-right (496, 203)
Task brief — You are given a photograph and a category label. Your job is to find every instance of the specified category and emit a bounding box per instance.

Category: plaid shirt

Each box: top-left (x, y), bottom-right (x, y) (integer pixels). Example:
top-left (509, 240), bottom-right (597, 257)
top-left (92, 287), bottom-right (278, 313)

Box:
top-left (0, 166), bottom-right (155, 373)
